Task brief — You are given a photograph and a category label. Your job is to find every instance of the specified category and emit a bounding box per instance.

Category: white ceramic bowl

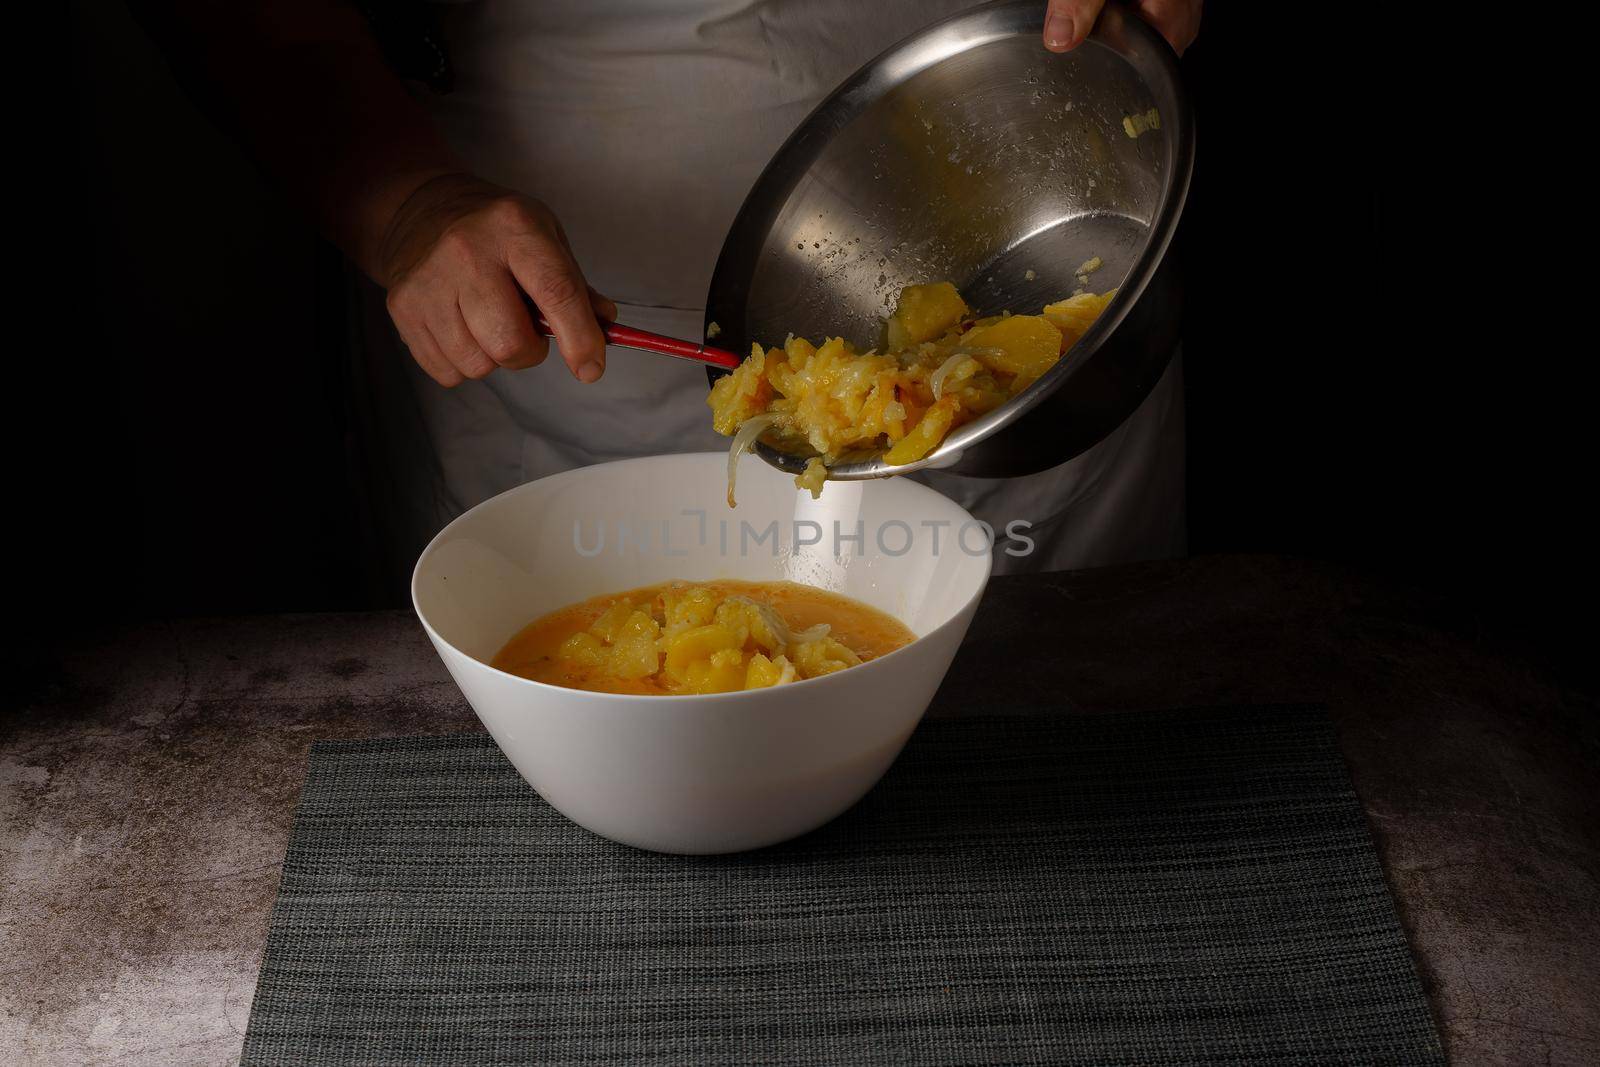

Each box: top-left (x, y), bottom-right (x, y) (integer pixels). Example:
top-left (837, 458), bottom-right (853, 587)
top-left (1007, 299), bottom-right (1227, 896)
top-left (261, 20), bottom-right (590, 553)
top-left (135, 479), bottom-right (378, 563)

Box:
top-left (412, 452), bottom-right (991, 854)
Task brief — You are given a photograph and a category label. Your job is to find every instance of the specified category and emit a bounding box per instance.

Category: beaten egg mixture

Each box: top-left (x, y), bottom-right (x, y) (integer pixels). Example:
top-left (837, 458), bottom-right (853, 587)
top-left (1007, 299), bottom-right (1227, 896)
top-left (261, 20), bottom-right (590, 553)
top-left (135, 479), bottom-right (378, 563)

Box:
top-left (708, 280), bottom-right (1115, 503)
top-left (492, 580), bottom-right (914, 695)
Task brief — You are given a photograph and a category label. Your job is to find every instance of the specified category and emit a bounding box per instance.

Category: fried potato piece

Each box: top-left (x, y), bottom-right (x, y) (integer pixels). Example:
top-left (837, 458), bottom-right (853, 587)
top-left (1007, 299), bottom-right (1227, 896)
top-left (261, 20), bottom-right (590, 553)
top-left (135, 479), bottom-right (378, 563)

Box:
top-left (960, 315), bottom-right (1064, 391)
top-left (887, 281), bottom-right (970, 350)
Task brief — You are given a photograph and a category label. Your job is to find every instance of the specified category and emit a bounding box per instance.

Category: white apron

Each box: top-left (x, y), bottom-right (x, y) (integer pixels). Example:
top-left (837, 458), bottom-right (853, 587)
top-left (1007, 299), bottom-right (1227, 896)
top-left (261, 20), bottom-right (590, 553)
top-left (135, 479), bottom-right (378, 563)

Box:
top-left (362, 0), bottom-right (1184, 576)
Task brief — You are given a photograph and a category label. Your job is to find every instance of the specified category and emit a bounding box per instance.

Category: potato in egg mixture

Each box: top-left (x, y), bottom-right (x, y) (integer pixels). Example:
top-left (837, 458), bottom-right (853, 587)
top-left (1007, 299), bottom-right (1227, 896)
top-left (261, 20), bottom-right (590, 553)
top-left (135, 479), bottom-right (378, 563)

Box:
top-left (492, 580), bottom-right (914, 696)
top-left (708, 280), bottom-right (1115, 501)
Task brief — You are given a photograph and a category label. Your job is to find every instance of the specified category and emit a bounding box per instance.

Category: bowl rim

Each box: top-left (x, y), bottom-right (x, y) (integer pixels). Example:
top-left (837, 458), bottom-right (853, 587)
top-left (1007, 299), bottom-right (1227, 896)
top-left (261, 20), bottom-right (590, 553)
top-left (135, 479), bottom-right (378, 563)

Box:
top-left (410, 452), bottom-right (993, 706)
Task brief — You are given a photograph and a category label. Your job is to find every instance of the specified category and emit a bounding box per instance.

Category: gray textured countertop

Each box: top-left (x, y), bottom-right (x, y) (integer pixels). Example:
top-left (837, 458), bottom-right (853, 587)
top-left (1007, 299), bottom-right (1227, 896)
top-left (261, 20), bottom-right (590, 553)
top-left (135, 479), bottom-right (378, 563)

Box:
top-left (3, 554), bottom-right (1596, 1065)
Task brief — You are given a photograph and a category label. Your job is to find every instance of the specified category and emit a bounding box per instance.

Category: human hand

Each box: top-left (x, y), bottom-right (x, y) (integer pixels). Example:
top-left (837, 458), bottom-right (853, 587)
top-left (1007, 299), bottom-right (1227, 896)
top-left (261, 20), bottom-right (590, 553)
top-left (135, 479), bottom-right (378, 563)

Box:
top-left (1042, 0), bottom-right (1202, 56)
top-left (378, 173), bottom-right (617, 387)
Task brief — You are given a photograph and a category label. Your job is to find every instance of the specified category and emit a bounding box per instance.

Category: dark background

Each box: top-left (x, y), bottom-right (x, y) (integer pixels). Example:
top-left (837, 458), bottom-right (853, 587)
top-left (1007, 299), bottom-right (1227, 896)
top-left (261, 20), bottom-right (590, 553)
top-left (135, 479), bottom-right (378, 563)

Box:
top-left (37, 3), bottom-right (1589, 673)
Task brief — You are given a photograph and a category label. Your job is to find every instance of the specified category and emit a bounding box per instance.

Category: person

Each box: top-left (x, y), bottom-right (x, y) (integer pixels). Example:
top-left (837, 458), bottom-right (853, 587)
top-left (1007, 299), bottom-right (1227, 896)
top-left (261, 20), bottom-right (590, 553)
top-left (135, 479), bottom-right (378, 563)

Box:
top-left (135, 0), bottom-right (1202, 589)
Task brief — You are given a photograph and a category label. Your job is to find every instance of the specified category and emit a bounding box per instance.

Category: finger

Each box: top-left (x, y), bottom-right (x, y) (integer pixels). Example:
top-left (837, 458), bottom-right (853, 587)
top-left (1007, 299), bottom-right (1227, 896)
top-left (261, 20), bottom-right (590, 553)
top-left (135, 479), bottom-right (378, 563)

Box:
top-left (387, 295), bottom-right (464, 386)
top-left (1043, 0), bottom-right (1106, 52)
top-left (397, 320), bottom-right (464, 387)
top-left (460, 268), bottom-right (550, 372)
top-left (546, 220), bottom-right (615, 325)
top-left (507, 241), bottom-right (607, 384)
top-left (589, 286), bottom-right (618, 325)
top-left (547, 219), bottom-right (616, 323)
top-left (430, 298), bottom-right (497, 381)
top-left (1135, 0), bottom-right (1201, 54)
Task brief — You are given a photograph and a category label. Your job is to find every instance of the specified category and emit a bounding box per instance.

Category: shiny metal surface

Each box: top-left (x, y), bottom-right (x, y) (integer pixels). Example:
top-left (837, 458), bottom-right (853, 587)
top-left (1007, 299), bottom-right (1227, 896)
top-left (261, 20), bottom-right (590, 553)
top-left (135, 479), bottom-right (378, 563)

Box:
top-left (705, 0), bottom-right (1192, 480)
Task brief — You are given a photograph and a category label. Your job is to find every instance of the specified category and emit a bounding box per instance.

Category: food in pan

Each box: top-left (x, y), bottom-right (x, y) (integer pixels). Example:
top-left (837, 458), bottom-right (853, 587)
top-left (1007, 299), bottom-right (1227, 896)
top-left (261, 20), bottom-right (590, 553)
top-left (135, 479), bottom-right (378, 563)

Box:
top-left (708, 279), bottom-right (1115, 504)
top-left (492, 580), bottom-right (914, 695)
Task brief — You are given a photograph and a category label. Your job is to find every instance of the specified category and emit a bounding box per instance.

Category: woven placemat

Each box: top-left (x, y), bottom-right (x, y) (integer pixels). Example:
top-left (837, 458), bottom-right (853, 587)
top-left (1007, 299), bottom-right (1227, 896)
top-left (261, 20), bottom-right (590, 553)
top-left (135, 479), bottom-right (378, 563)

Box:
top-left (243, 707), bottom-right (1442, 1065)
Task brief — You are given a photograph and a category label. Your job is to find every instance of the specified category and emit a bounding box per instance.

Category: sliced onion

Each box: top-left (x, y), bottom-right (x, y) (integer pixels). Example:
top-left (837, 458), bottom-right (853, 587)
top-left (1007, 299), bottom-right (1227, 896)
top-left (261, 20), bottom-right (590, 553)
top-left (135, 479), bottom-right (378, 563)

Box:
top-left (930, 352), bottom-right (977, 401)
top-left (726, 415), bottom-right (778, 508)
top-left (723, 595), bottom-right (829, 653)
top-left (727, 596), bottom-right (789, 645)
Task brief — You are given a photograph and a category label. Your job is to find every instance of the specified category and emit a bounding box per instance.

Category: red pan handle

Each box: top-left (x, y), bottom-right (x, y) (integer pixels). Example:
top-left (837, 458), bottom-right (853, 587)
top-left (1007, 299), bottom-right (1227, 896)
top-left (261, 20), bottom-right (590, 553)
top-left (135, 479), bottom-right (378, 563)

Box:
top-left (528, 304), bottom-right (743, 370)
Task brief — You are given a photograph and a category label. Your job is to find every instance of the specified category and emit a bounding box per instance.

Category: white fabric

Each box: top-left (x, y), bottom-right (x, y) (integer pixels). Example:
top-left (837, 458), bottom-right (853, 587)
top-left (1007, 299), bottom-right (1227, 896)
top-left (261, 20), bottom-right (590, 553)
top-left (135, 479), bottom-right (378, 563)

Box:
top-left (374, 0), bottom-right (1185, 573)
